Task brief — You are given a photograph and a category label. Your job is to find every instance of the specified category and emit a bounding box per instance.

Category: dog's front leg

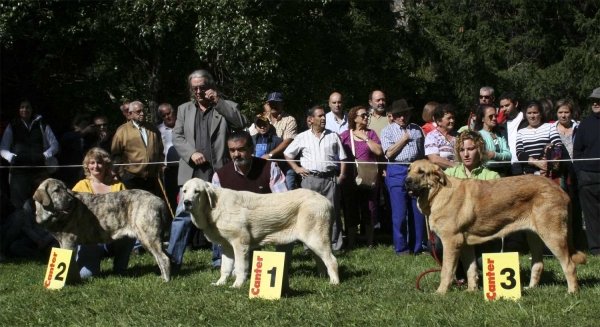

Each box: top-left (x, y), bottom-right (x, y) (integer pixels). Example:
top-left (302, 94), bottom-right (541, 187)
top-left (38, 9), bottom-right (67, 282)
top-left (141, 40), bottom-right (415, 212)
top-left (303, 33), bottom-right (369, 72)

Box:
top-left (460, 245), bottom-right (478, 291)
top-left (58, 235), bottom-right (82, 284)
top-left (437, 235), bottom-right (463, 294)
top-left (213, 244), bottom-right (234, 286)
top-left (231, 241), bottom-right (249, 288)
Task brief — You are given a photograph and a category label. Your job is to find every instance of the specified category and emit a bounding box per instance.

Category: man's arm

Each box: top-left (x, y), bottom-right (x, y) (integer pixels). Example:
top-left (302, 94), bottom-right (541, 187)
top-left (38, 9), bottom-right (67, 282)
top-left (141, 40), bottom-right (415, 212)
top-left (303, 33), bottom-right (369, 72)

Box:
top-left (268, 138), bottom-right (293, 157)
top-left (385, 132), bottom-right (410, 160)
top-left (214, 99), bottom-right (246, 130)
top-left (426, 154), bottom-right (457, 169)
top-left (0, 125), bottom-right (16, 163)
top-left (172, 103), bottom-right (203, 166)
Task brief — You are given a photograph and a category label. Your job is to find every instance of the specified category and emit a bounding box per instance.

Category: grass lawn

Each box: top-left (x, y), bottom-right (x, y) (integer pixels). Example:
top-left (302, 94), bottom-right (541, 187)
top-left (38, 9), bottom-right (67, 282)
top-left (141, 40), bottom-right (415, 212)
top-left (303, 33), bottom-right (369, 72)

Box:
top-left (1, 240), bottom-right (599, 326)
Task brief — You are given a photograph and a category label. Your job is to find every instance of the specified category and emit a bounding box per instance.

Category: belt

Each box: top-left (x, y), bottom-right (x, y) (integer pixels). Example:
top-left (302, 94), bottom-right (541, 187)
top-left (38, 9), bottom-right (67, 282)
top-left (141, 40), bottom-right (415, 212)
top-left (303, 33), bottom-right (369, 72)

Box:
top-left (310, 170), bottom-right (336, 178)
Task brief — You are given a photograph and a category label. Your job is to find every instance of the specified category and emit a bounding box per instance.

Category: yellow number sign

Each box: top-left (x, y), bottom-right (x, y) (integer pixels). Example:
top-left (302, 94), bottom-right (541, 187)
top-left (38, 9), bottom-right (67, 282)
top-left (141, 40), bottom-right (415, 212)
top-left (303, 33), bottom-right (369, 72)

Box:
top-left (43, 247), bottom-right (73, 290)
top-left (249, 251), bottom-right (286, 300)
top-left (482, 252), bottom-right (521, 301)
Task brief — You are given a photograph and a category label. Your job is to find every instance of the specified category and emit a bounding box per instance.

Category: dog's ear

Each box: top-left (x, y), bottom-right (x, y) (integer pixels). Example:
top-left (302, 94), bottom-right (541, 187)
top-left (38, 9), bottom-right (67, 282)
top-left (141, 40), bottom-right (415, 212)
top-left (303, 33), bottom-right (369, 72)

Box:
top-left (433, 165), bottom-right (452, 188)
top-left (205, 184), bottom-right (217, 210)
top-left (32, 182), bottom-right (52, 206)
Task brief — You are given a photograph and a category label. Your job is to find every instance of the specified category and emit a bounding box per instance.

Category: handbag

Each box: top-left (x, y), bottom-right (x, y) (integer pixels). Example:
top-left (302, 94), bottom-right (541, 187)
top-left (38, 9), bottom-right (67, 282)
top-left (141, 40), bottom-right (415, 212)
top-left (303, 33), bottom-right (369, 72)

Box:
top-left (40, 122), bottom-right (58, 174)
top-left (350, 132), bottom-right (378, 189)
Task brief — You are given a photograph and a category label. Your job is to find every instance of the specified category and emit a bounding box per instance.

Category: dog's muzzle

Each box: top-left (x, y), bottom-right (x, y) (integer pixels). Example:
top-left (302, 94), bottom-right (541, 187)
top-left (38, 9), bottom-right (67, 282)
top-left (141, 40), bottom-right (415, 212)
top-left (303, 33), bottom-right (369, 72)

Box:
top-left (183, 199), bottom-right (193, 211)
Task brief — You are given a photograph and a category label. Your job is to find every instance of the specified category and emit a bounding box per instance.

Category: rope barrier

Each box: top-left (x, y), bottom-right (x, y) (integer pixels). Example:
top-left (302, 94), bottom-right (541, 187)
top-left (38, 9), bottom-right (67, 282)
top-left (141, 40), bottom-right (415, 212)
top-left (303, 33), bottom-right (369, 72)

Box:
top-left (1, 157), bottom-right (599, 169)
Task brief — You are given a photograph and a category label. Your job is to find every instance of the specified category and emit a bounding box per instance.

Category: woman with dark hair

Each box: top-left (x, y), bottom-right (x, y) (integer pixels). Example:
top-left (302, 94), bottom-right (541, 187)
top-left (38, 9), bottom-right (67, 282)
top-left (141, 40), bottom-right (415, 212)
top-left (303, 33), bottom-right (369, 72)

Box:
top-left (424, 104), bottom-right (457, 169)
top-left (0, 99), bottom-right (59, 209)
top-left (73, 147), bottom-right (135, 278)
top-left (473, 104), bottom-right (511, 175)
top-left (554, 99), bottom-right (579, 159)
top-left (516, 100), bottom-right (564, 175)
top-left (339, 106), bottom-right (382, 249)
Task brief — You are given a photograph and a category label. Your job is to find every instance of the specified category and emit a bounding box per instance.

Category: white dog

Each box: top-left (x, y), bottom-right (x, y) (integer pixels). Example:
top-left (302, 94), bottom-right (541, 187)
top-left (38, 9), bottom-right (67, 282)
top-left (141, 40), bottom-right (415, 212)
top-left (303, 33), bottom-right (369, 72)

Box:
top-left (181, 178), bottom-right (340, 287)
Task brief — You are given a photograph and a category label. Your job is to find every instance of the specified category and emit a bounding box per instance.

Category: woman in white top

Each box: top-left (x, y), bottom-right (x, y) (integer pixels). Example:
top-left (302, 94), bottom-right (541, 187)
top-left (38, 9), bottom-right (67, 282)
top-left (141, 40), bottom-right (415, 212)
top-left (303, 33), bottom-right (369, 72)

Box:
top-left (424, 104), bottom-right (457, 169)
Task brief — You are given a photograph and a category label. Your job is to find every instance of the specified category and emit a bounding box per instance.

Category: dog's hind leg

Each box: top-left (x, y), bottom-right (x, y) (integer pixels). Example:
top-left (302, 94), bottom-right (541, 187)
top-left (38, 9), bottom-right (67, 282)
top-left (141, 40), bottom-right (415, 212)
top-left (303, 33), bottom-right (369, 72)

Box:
top-left (304, 239), bottom-right (339, 285)
top-left (460, 245), bottom-right (478, 291)
top-left (437, 234), bottom-right (464, 294)
top-left (138, 236), bottom-right (171, 282)
top-left (214, 244), bottom-right (234, 286)
top-left (231, 241), bottom-right (250, 288)
top-left (525, 231), bottom-right (544, 289)
top-left (536, 230), bottom-right (579, 293)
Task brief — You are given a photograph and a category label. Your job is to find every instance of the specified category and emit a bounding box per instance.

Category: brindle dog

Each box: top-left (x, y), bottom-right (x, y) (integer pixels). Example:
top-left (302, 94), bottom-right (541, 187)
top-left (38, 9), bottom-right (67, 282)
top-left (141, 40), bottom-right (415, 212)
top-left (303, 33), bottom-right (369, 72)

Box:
top-left (33, 178), bottom-right (170, 282)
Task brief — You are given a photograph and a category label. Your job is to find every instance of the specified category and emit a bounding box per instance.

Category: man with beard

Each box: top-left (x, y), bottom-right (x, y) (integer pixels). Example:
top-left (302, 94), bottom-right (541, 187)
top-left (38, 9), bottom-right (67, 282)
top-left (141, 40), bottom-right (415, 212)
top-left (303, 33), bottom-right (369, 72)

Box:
top-left (211, 131), bottom-right (291, 286)
top-left (367, 90), bottom-right (389, 138)
top-left (284, 106), bottom-right (347, 251)
top-left (167, 69), bottom-right (246, 269)
top-left (498, 92), bottom-right (528, 176)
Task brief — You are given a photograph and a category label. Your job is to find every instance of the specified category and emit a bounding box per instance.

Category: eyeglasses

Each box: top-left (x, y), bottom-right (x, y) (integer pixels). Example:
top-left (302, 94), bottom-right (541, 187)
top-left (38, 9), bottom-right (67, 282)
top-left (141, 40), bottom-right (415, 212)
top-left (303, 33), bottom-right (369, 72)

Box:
top-left (192, 85), bottom-right (208, 91)
top-left (487, 114), bottom-right (498, 119)
top-left (479, 95), bottom-right (492, 99)
top-left (358, 113), bottom-right (369, 119)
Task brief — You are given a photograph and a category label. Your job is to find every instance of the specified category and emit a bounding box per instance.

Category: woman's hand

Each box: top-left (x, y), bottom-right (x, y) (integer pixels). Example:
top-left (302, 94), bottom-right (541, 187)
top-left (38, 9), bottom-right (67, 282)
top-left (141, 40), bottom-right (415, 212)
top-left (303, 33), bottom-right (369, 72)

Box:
top-left (353, 130), bottom-right (368, 140)
top-left (529, 157), bottom-right (547, 170)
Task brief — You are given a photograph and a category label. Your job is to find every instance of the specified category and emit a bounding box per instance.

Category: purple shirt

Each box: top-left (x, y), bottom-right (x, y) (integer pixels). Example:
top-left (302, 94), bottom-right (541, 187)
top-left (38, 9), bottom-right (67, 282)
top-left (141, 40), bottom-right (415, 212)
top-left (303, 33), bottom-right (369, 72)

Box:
top-left (339, 129), bottom-right (381, 162)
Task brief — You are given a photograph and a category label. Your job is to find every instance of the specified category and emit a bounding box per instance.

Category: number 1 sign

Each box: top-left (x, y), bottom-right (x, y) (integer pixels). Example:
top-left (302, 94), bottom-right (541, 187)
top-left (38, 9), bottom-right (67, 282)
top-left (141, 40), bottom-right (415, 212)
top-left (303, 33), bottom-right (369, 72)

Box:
top-left (249, 251), bottom-right (286, 300)
top-left (43, 248), bottom-right (73, 289)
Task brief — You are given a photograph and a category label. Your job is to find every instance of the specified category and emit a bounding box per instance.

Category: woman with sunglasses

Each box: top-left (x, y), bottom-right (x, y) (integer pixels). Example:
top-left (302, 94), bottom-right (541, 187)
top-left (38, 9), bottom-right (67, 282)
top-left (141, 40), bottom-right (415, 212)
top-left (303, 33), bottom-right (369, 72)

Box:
top-left (473, 104), bottom-right (511, 176)
top-left (339, 106), bottom-right (382, 249)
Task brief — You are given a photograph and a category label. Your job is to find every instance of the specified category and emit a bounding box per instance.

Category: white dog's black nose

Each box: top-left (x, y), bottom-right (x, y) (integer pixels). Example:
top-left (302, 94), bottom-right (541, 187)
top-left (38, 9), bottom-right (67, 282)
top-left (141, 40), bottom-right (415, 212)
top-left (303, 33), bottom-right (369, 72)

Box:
top-left (183, 199), bottom-right (192, 208)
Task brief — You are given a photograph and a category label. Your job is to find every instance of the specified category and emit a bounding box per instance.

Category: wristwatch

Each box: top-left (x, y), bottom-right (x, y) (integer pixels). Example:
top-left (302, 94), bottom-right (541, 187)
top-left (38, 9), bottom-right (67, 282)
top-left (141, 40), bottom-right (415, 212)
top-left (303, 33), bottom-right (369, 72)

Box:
top-left (268, 153), bottom-right (273, 158)
top-left (364, 138), bottom-right (370, 142)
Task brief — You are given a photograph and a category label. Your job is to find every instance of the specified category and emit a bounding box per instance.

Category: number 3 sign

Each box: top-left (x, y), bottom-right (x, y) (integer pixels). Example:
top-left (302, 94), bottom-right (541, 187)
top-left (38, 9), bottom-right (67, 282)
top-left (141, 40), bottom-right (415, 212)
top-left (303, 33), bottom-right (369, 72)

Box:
top-left (249, 251), bottom-right (286, 300)
top-left (482, 252), bottom-right (521, 301)
top-left (43, 248), bottom-right (73, 289)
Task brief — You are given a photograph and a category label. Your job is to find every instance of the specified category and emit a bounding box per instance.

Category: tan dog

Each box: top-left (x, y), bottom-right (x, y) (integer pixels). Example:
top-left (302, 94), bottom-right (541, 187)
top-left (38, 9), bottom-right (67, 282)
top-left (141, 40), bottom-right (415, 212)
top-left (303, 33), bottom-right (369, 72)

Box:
top-left (181, 178), bottom-right (340, 287)
top-left (404, 160), bottom-right (585, 294)
top-left (33, 178), bottom-right (171, 282)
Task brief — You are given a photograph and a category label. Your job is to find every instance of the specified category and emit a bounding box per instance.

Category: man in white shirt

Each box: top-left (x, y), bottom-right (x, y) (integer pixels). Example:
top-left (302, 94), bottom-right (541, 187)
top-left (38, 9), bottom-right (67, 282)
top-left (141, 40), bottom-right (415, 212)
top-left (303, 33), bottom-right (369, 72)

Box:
top-left (325, 92), bottom-right (348, 134)
top-left (499, 92), bottom-right (528, 175)
top-left (284, 106), bottom-right (347, 251)
top-left (157, 103), bottom-right (179, 212)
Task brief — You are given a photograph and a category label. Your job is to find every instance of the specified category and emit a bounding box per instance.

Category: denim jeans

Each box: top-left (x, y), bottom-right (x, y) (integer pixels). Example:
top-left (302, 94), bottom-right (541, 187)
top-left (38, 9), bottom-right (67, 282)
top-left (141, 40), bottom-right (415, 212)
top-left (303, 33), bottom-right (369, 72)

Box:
top-left (76, 237), bottom-right (135, 278)
top-left (167, 187), bottom-right (192, 266)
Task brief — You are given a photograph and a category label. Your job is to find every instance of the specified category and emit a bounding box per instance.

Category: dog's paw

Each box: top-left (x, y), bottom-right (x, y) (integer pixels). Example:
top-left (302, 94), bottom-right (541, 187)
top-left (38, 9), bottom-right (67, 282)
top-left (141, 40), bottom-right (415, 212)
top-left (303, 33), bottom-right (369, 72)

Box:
top-left (231, 279), bottom-right (245, 288)
top-left (212, 279), bottom-right (227, 286)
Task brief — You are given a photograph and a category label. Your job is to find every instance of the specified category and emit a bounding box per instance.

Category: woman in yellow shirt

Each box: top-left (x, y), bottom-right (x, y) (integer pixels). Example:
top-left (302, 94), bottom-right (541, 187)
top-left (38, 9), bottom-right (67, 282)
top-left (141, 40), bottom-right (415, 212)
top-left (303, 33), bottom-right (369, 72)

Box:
top-left (73, 147), bottom-right (134, 278)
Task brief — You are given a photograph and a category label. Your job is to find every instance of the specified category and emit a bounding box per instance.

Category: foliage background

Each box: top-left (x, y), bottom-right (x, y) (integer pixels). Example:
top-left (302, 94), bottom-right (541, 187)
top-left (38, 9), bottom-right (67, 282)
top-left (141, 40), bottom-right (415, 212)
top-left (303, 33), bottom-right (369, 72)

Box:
top-left (1, 0), bottom-right (598, 135)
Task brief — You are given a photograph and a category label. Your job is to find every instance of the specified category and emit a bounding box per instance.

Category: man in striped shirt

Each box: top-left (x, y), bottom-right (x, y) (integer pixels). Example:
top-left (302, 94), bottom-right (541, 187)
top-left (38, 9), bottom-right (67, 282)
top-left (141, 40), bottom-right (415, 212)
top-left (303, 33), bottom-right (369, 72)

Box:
top-left (284, 106), bottom-right (347, 251)
top-left (380, 99), bottom-right (426, 256)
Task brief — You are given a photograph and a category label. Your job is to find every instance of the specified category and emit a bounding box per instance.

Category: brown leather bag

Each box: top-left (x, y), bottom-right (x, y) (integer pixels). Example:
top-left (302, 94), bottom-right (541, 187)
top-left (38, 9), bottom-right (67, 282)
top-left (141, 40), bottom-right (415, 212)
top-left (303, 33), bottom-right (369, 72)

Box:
top-left (350, 133), bottom-right (378, 189)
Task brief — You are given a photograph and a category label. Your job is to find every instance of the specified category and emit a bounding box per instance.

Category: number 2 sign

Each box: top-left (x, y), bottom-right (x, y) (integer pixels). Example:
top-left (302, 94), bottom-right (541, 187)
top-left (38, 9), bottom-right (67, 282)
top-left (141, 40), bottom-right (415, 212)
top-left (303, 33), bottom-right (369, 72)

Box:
top-left (43, 248), bottom-right (73, 289)
top-left (249, 251), bottom-right (286, 300)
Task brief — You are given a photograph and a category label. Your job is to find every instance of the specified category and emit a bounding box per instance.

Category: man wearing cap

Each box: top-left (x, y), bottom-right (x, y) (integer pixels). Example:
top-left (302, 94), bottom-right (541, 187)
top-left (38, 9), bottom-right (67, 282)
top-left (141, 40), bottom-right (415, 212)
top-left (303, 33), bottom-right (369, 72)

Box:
top-left (265, 92), bottom-right (298, 190)
top-left (252, 113), bottom-right (283, 159)
top-left (380, 99), bottom-right (426, 256)
top-left (573, 87), bottom-right (600, 256)
top-left (284, 106), bottom-right (347, 251)
top-left (325, 92), bottom-right (348, 134)
top-left (367, 90), bottom-right (389, 138)
top-left (167, 69), bottom-right (246, 269)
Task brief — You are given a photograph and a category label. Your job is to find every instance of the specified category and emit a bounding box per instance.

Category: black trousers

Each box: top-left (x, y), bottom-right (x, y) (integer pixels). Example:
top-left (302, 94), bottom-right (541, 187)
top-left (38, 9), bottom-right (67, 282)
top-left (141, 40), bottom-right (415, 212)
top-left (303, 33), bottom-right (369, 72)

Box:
top-left (578, 171), bottom-right (600, 256)
top-left (120, 171), bottom-right (160, 197)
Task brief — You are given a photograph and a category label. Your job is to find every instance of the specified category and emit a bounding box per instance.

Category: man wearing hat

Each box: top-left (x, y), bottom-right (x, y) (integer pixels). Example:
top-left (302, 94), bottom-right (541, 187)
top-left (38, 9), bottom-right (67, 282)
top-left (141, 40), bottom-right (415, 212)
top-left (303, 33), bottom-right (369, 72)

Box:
top-left (380, 99), bottom-right (426, 256)
top-left (265, 92), bottom-right (298, 190)
top-left (252, 113), bottom-right (283, 158)
top-left (573, 87), bottom-right (600, 256)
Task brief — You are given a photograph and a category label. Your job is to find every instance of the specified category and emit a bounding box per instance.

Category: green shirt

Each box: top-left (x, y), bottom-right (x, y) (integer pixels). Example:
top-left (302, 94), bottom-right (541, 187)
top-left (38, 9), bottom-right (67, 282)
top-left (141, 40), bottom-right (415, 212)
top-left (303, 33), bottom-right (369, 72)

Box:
top-left (445, 163), bottom-right (500, 180)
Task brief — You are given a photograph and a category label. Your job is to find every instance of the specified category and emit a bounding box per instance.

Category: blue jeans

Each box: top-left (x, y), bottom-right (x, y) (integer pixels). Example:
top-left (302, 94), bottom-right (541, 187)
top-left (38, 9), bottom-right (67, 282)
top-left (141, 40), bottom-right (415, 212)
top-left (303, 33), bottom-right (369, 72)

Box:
top-left (76, 238), bottom-right (136, 278)
top-left (386, 164), bottom-right (425, 254)
top-left (167, 187), bottom-right (192, 266)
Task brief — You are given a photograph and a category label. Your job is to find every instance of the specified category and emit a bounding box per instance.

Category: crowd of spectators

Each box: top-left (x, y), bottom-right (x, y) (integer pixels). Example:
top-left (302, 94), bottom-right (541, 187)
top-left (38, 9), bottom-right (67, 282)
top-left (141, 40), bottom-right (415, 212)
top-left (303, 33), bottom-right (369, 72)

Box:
top-left (1, 77), bottom-right (599, 284)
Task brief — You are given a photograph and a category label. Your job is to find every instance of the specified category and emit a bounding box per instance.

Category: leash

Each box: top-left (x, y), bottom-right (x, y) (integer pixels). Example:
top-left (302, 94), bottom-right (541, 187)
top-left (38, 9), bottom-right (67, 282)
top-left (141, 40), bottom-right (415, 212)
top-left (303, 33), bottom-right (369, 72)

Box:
top-left (415, 214), bottom-right (443, 292)
top-left (157, 175), bottom-right (175, 219)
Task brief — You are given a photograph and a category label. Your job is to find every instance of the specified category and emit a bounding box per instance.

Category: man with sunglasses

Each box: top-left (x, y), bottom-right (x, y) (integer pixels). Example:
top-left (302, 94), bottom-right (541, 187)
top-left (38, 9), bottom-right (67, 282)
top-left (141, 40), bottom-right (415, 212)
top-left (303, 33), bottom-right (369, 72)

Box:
top-left (479, 86), bottom-right (506, 124)
top-left (167, 69), bottom-right (246, 269)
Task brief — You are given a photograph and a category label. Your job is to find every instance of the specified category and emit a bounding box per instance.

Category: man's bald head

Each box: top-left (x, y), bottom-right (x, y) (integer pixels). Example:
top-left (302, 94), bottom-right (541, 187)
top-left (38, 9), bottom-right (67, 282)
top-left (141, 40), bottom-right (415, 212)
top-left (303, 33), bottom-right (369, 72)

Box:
top-left (328, 92), bottom-right (344, 115)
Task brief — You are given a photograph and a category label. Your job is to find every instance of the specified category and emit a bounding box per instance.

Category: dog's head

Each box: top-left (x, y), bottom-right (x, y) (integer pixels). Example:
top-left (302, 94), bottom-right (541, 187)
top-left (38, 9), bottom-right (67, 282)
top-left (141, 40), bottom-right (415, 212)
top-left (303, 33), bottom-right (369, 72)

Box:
top-left (405, 160), bottom-right (452, 197)
top-left (33, 178), bottom-right (75, 224)
top-left (181, 178), bottom-right (217, 214)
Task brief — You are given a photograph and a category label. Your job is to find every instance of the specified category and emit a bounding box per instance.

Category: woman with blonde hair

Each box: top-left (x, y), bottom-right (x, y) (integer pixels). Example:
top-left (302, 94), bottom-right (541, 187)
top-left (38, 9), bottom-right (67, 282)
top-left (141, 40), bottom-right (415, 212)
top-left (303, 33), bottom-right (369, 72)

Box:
top-left (73, 147), bottom-right (135, 278)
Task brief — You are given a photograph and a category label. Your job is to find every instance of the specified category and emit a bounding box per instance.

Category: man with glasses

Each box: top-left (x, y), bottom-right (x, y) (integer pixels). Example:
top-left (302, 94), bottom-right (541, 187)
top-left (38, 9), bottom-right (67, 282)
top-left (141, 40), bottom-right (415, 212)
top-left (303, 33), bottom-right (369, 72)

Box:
top-left (479, 86), bottom-right (505, 124)
top-left (574, 87), bottom-right (600, 256)
top-left (167, 69), bottom-right (246, 269)
top-left (111, 101), bottom-right (164, 195)
top-left (93, 115), bottom-right (112, 153)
